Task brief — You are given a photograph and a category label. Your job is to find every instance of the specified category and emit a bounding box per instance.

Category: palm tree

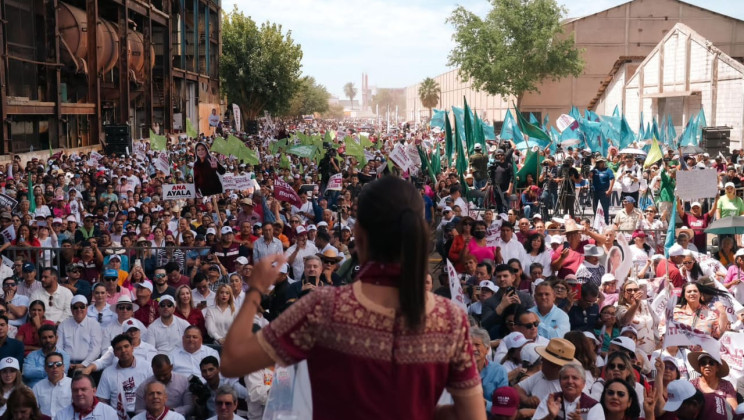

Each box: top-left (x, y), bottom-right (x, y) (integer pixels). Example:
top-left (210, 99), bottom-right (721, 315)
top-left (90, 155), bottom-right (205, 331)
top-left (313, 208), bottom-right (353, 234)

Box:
top-left (343, 82), bottom-right (358, 110)
top-left (418, 77), bottom-right (440, 119)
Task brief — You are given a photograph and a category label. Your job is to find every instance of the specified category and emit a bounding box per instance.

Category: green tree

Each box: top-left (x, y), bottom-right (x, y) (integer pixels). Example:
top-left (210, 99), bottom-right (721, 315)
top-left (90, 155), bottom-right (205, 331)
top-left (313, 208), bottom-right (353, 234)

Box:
top-left (448, 0), bottom-right (584, 107)
top-left (286, 76), bottom-right (330, 117)
top-left (418, 77), bottom-right (440, 119)
top-left (343, 82), bottom-right (358, 110)
top-left (220, 7), bottom-right (303, 120)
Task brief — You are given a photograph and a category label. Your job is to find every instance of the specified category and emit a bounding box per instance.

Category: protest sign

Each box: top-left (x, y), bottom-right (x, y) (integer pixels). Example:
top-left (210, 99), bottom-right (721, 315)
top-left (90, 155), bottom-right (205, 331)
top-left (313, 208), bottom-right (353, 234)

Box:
top-left (162, 184), bottom-right (196, 200)
top-left (556, 114), bottom-right (579, 132)
top-left (389, 146), bottom-right (414, 173)
top-left (133, 142), bottom-right (147, 160)
top-left (0, 194), bottom-right (18, 211)
top-left (663, 294), bottom-right (722, 361)
top-left (154, 152), bottom-right (170, 175)
top-left (1, 255), bottom-right (12, 269)
top-left (221, 174), bottom-right (255, 193)
top-left (274, 178), bottom-right (302, 208)
top-left (446, 259), bottom-right (468, 312)
top-left (232, 104), bottom-right (241, 132)
top-left (720, 332), bottom-right (744, 388)
top-left (675, 168), bottom-right (718, 200)
top-left (0, 225), bottom-right (14, 244)
top-left (326, 173), bottom-right (343, 191)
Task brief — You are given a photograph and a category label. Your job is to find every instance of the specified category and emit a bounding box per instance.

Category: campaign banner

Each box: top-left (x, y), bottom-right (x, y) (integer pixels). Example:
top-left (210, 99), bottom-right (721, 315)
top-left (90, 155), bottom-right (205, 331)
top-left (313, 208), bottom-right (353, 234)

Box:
top-left (163, 184), bottom-right (196, 200)
top-left (556, 114), bottom-right (579, 133)
top-left (0, 225), bottom-right (14, 244)
top-left (663, 294), bottom-right (722, 361)
top-left (719, 332), bottom-right (744, 387)
top-left (220, 174), bottom-right (255, 193)
top-left (446, 259), bottom-right (467, 312)
top-left (326, 173), bottom-right (343, 191)
top-left (133, 142), bottom-right (147, 160)
top-left (273, 178), bottom-right (302, 208)
top-left (233, 104), bottom-right (242, 132)
top-left (154, 152), bottom-right (170, 175)
top-left (0, 194), bottom-right (18, 211)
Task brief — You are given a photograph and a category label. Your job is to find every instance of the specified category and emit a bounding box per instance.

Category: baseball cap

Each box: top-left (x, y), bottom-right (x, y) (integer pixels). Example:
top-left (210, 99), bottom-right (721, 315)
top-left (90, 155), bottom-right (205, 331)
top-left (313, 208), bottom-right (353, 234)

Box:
top-left (521, 343), bottom-right (541, 365)
top-left (22, 263), bottom-right (35, 273)
top-left (503, 332), bottom-right (528, 350)
top-left (664, 380), bottom-right (696, 412)
top-left (135, 281), bottom-right (153, 292)
top-left (610, 336), bottom-right (636, 353)
top-left (122, 319), bottom-right (140, 333)
top-left (235, 256), bottom-right (249, 265)
top-left (478, 280), bottom-right (498, 294)
top-left (490, 386), bottom-right (519, 417)
top-left (668, 243), bottom-right (685, 257)
top-left (443, 206), bottom-right (452, 213)
top-left (620, 326), bottom-right (638, 337)
top-left (104, 269), bottom-right (118, 278)
top-left (583, 331), bottom-right (601, 346)
top-left (221, 226), bottom-right (233, 235)
top-left (52, 217), bottom-right (63, 225)
top-left (725, 182), bottom-right (736, 189)
top-left (0, 212), bottom-right (11, 220)
top-left (622, 196), bottom-right (636, 204)
top-left (158, 295), bottom-right (175, 305)
top-left (317, 221), bottom-right (328, 228)
top-left (296, 226), bottom-right (307, 235)
top-left (66, 215), bottom-right (77, 222)
top-left (70, 295), bottom-right (88, 306)
top-left (206, 228), bottom-right (216, 235)
top-left (691, 201), bottom-right (701, 208)
top-left (0, 357), bottom-right (19, 371)
top-left (601, 273), bottom-right (617, 284)
top-left (307, 224), bottom-right (317, 231)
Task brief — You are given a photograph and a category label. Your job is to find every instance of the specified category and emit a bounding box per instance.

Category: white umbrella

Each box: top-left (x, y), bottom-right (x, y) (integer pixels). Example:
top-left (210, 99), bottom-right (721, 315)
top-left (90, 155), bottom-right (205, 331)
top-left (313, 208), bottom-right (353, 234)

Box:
top-left (560, 138), bottom-right (581, 146)
top-left (619, 147), bottom-right (647, 156)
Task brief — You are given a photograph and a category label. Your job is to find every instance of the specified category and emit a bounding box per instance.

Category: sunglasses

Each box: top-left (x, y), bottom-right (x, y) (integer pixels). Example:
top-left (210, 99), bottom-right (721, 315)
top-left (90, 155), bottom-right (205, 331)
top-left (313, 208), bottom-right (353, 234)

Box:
top-left (159, 302), bottom-right (174, 308)
top-left (606, 389), bottom-right (627, 398)
top-left (519, 321), bottom-right (540, 329)
top-left (216, 401), bottom-right (234, 407)
top-left (117, 305), bottom-right (133, 311)
top-left (625, 288), bottom-right (639, 293)
top-left (46, 361), bottom-right (64, 368)
top-left (104, 277), bottom-right (118, 282)
top-left (71, 305), bottom-right (86, 311)
top-left (607, 363), bottom-right (626, 371)
top-left (2, 283), bottom-right (15, 287)
top-left (154, 274), bottom-right (166, 278)
top-left (699, 359), bottom-right (717, 367)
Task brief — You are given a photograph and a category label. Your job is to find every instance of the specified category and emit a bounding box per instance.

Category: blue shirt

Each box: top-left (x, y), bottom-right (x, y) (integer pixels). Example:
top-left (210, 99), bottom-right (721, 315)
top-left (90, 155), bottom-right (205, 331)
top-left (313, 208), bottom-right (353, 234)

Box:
top-left (22, 347), bottom-right (70, 388)
top-left (0, 338), bottom-right (24, 366)
top-left (481, 361), bottom-right (508, 412)
top-left (530, 305), bottom-right (571, 339)
top-left (591, 168), bottom-right (614, 193)
top-left (423, 195), bottom-right (434, 222)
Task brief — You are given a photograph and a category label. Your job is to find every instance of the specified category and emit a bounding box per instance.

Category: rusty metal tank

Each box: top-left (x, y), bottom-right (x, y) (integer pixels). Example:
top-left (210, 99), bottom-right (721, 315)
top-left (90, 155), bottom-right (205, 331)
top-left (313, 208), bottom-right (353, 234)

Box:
top-left (58, 2), bottom-right (119, 74)
top-left (57, 2), bottom-right (155, 82)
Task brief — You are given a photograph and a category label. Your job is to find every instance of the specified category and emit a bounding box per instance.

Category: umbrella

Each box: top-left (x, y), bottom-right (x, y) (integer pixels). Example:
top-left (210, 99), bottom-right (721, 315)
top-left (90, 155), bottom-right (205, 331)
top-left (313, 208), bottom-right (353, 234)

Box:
top-left (681, 145), bottom-right (705, 155)
top-left (560, 138), bottom-right (581, 146)
top-left (619, 148), bottom-right (647, 156)
top-left (704, 216), bottom-right (744, 235)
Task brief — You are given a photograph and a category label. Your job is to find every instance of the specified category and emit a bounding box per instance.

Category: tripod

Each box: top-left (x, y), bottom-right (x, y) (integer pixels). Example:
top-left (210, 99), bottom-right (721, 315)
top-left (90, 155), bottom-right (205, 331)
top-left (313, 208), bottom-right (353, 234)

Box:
top-left (557, 165), bottom-right (576, 218)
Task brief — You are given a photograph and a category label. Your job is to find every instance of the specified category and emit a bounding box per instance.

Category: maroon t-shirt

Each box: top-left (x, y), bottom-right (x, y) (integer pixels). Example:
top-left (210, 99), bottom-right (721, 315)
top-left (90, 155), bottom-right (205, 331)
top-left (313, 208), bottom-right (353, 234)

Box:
top-left (683, 212), bottom-right (711, 252)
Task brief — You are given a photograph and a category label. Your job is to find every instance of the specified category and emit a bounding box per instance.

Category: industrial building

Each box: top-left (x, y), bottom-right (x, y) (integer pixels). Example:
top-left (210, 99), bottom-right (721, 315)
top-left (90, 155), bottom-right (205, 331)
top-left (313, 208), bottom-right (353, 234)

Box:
top-left (405, 0), bottom-right (744, 146)
top-left (1, 0), bottom-right (221, 154)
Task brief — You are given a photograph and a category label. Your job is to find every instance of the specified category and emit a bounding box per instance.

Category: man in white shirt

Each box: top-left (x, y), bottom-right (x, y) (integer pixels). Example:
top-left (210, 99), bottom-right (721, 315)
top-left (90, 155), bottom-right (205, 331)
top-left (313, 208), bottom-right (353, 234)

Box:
top-left (57, 295), bottom-right (102, 372)
top-left (30, 267), bottom-right (73, 323)
top-left (492, 222), bottom-right (526, 264)
top-left (97, 334), bottom-right (153, 416)
top-left (84, 323), bottom-right (156, 374)
top-left (32, 352), bottom-right (72, 418)
top-left (515, 338), bottom-right (578, 418)
top-left (252, 224), bottom-right (283, 263)
top-left (3, 277), bottom-right (28, 328)
top-left (52, 373), bottom-right (119, 419)
top-left (147, 295), bottom-right (190, 353)
top-left (284, 226), bottom-right (318, 280)
top-left (172, 326), bottom-right (220, 378)
top-left (131, 381), bottom-right (185, 420)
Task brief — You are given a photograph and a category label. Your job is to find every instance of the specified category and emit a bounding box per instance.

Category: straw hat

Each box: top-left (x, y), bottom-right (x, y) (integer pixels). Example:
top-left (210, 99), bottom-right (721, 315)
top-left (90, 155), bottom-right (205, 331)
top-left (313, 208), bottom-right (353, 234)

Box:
top-left (563, 218), bottom-right (582, 234)
top-left (687, 351), bottom-right (729, 378)
top-left (535, 338), bottom-right (577, 366)
top-left (316, 249), bottom-right (343, 263)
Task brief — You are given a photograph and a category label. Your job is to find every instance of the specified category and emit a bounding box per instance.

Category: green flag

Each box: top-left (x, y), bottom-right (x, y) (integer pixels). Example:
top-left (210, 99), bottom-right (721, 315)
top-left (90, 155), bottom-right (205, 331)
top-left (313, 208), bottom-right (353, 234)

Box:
top-left (464, 97), bottom-right (475, 155)
top-left (149, 130), bottom-right (167, 151)
top-left (227, 135), bottom-right (244, 157)
top-left (513, 105), bottom-right (551, 143)
top-left (343, 136), bottom-right (365, 161)
top-left (186, 119), bottom-right (198, 139)
top-left (444, 111), bottom-right (454, 167)
top-left (360, 135), bottom-right (373, 148)
top-left (210, 137), bottom-right (231, 156)
top-left (238, 146), bottom-right (260, 165)
top-left (279, 153), bottom-right (291, 170)
top-left (431, 146), bottom-right (441, 176)
top-left (454, 116), bottom-right (468, 176)
top-left (28, 175), bottom-right (36, 213)
top-left (418, 146), bottom-right (436, 182)
top-left (514, 148), bottom-right (544, 188)
top-left (287, 144), bottom-right (316, 159)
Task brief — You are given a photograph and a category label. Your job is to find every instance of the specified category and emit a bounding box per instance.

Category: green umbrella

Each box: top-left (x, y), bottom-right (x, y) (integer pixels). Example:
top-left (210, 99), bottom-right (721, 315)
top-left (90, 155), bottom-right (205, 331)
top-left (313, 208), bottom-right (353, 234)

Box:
top-left (704, 216), bottom-right (744, 235)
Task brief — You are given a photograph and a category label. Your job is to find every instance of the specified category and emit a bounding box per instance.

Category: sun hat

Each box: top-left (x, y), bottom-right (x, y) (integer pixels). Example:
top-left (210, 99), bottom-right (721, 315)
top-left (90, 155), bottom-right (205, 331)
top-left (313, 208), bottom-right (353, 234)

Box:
top-left (535, 338), bottom-right (577, 366)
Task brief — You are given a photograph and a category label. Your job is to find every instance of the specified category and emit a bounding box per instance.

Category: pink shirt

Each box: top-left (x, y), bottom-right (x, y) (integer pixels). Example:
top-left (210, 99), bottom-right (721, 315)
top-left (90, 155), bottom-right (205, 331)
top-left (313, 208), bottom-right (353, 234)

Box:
top-left (466, 240), bottom-right (497, 263)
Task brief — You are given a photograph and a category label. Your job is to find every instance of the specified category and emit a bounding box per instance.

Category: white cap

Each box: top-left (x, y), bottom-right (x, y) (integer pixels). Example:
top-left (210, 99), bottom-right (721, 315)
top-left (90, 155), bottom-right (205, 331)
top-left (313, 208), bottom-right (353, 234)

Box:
top-left (70, 295), bottom-right (88, 306)
top-left (735, 249), bottom-right (744, 259)
top-left (158, 295), bottom-right (175, 304)
top-left (317, 221), bottom-right (329, 228)
top-left (66, 215), bottom-right (77, 222)
top-left (135, 281), bottom-right (153, 292)
top-left (690, 201), bottom-right (701, 208)
top-left (620, 326), bottom-right (638, 337)
top-left (221, 226), bottom-right (233, 235)
top-left (121, 319), bottom-right (140, 332)
top-left (235, 256), bottom-right (249, 265)
top-left (503, 332), bottom-right (528, 350)
top-left (478, 280), bottom-right (498, 294)
top-left (583, 331), bottom-right (601, 346)
top-left (116, 295), bottom-right (133, 304)
top-left (550, 236), bottom-right (563, 245)
top-left (296, 226), bottom-right (307, 235)
top-left (206, 227), bottom-right (217, 235)
top-left (0, 357), bottom-right (19, 371)
top-left (725, 182), bottom-right (736, 189)
top-left (443, 206), bottom-right (452, 212)
top-left (52, 217), bottom-right (63, 225)
top-left (307, 224), bottom-right (317, 231)
top-left (610, 336), bottom-right (636, 353)
top-left (664, 380), bottom-right (697, 412)
top-left (668, 243), bottom-right (685, 257)
top-left (279, 263), bottom-right (289, 274)
top-left (521, 343), bottom-right (541, 365)
top-left (601, 273), bottom-right (617, 284)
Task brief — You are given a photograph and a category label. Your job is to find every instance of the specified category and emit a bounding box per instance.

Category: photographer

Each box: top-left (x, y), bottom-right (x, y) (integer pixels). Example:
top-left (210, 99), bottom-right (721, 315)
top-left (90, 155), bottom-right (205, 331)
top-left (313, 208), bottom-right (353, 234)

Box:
top-left (318, 145), bottom-right (340, 194)
top-left (557, 157), bottom-right (582, 218)
top-left (591, 156), bottom-right (615, 224)
top-left (539, 158), bottom-right (559, 216)
top-left (487, 143), bottom-right (515, 213)
top-left (619, 154), bottom-right (642, 203)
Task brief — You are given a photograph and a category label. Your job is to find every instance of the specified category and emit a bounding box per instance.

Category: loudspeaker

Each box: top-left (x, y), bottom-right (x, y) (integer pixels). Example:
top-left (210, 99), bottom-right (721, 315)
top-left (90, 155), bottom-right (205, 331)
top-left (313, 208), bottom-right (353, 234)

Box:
top-left (104, 124), bottom-right (132, 155)
top-left (246, 120), bottom-right (258, 135)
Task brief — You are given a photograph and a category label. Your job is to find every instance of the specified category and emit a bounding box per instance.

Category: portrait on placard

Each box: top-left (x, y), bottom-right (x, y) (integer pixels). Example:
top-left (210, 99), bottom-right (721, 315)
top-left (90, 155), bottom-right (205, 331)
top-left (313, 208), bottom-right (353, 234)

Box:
top-left (193, 142), bottom-right (226, 197)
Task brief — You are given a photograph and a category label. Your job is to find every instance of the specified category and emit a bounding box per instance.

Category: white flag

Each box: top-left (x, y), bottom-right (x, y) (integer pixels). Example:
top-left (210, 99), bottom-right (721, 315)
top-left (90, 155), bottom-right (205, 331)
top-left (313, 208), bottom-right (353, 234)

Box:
top-left (446, 259), bottom-right (468, 312)
top-left (592, 201), bottom-right (607, 233)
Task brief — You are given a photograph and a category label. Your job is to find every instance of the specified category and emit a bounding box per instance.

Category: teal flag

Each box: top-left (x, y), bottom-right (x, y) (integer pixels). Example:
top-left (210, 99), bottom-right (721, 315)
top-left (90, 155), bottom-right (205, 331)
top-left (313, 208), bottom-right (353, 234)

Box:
top-left (613, 105), bottom-right (620, 118)
top-left (431, 146), bottom-right (441, 176)
top-left (500, 109), bottom-right (522, 141)
top-left (529, 113), bottom-right (540, 126)
top-left (481, 119), bottom-right (496, 140)
top-left (430, 109), bottom-right (446, 129)
top-left (666, 115), bottom-right (677, 147)
top-left (679, 113), bottom-right (699, 146)
top-left (454, 116), bottom-right (468, 176)
top-left (452, 106), bottom-right (466, 143)
top-left (343, 136), bottom-right (365, 162)
top-left (664, 195), bottom-right (677, 257)
top-left (464, 98), bottom-right (475, 154)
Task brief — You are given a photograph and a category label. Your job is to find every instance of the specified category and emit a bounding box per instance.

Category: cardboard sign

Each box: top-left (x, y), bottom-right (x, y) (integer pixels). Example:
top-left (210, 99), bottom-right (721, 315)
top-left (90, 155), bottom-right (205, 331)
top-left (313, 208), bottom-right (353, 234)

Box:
top-left (162, 184), bottom-right (196, 200)
top-left (663, 294), bottom-right (722, 361)
top-left (154, 152), bottom-right (170, 175)
top-left (389, 146), bottom-right (414, 173)
top-left (221, 174), bottom-right (255, 193)
top-left (0, 225), bottom-right (14, 243)
top-left (274, 178), bottom-right (302, 208)
top-left (0, 194), bottom-right (18, 211)
top-left (446, 259), bottom-right (467, 312)
top-left (675, 168), bottom-right (719, 200)
top-left (326, 173), bottom-right (343, 191)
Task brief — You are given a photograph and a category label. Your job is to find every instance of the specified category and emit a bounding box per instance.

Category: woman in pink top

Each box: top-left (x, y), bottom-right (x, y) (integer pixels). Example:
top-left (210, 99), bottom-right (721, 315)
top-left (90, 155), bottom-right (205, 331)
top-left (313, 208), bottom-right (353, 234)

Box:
top-left (467, 220), bottom-right (501, 264)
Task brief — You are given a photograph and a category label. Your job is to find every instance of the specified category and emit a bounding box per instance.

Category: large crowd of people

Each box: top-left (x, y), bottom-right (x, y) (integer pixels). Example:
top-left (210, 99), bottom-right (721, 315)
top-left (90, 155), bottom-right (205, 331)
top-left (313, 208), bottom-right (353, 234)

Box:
top-left (0, 116), bottom-right (742, 420)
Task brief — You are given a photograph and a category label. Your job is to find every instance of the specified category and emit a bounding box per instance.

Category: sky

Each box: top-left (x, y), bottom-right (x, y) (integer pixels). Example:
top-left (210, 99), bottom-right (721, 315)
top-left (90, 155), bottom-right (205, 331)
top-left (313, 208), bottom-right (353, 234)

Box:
top-left (223, 0), bottom-right (744, 99)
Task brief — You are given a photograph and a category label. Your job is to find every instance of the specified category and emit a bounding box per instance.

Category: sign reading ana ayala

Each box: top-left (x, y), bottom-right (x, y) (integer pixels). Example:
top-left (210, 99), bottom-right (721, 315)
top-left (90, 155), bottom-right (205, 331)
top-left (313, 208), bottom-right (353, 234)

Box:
top-left (163, 184), bottom-right (196, 200)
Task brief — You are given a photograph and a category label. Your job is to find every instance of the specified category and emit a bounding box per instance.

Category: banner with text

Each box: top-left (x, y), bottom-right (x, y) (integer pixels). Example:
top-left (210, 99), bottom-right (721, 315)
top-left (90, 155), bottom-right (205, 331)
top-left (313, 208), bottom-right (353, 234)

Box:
top-left (163, 184), bottom-right (196, 200)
